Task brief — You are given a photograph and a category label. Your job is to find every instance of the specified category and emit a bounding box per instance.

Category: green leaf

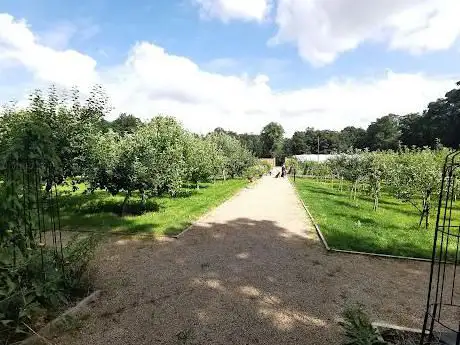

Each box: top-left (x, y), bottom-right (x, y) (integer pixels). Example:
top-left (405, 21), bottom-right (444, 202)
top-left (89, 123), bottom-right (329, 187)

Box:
top-left (6, 277), bottom-right (16, 294)
top-left (1, 319), bottom-right (13, 326)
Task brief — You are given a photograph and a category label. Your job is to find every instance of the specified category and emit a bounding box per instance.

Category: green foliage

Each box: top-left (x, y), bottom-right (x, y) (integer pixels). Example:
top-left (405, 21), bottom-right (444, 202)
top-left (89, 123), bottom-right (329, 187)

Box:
top-left (284, 157), bottom-right (300, 172)
top-left (340, 305), bottom-right (385, 345)
top-left (260, 122), bottom-right (284, 158)
top-left (292, 177), bottom-right (460, 258)
top-left (85, 116), bottom-right (190, 214)
top-left (259, 160), bottom-right (273, 174)
top-left (386, 148), bottom-right (445, 227)
top-left (309, 148), bottom-right (449, 212)
top-left (361, 152), bottom-right (392, 211)
top-left (302, 160), bottom-right (332, 178)
top-left (238, 133), bottom-right (263, 157)
top-left (243, 164), bottom-right (269, 181)
top-left (0, 235), bottom-right (98, 342)
top-left (211, 81), bottom-right (460, 159)
top-left (0, 85), bottom-right (111, 182)
top-left (109, 113), bottom-right (143, 135)
top-left (58, 179), bottom-right (247, 236)
top-left (184, 135), bottom-right (223, 186)
top-left (365, 114), bottom-right (401, 151)
top-left (207, 132), bottom-right (255, 179)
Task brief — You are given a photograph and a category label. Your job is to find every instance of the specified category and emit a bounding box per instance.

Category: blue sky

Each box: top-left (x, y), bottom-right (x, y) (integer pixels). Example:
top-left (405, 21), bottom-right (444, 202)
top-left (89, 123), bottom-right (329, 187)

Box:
top-left (1, 0), bottom-right (459, 134)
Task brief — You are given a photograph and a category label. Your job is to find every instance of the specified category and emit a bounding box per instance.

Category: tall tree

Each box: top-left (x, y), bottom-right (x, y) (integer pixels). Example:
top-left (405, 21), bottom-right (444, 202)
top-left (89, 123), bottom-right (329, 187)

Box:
top-left (318, 130), bottom-right (340, 153)
top-left (339, 126), bottom-right (366, 151)
top-left (399, 113), bottom-right (426, 147)
top-left (260, 122), bottom-right (284, 158)
top-left (365, 114), bottom-right (401, 151)
top-left (422, 82), bottom-right (460, 148)
top-left (238, 133), bottom-right (263, 157)
top-left (304, 127), bottom-right (319, 154)
top-left (110, 113), bottom-right (142, 135)
top-left (291, 131), bottom-right (307, 155)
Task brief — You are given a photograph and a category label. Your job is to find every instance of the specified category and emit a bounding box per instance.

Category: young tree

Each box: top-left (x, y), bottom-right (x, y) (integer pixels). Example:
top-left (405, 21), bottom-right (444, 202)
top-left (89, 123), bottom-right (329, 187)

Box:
top-left (85, 116), bottom-right (189, 214)
top-left (207, 132), bottom-right (255, 179)
top-left (388, 148), bottom-right (443, 228)
top-left (184, 135), bottom-right (222, 187)
top-left (362, 152), bottom-right (393, 211)
top-left (328, 154), bottom-right (366, 200)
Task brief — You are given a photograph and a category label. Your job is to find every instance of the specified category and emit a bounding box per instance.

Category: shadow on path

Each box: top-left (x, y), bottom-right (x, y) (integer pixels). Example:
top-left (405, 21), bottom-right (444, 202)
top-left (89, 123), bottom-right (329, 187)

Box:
top-left (55, 216), bottom-right (430, 345)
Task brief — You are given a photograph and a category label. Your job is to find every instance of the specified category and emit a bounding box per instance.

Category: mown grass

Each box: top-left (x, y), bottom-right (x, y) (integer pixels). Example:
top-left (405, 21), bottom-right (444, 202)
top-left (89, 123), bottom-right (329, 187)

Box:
top-left (292, 177), bottom-right (460, 259)
top-left (58, 179), bottom-right (248, 236)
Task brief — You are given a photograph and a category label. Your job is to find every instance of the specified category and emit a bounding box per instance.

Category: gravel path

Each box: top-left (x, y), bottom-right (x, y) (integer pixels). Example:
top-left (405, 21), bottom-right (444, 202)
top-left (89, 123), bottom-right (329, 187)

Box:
top-left (55, 174), bottom-right (432, 345)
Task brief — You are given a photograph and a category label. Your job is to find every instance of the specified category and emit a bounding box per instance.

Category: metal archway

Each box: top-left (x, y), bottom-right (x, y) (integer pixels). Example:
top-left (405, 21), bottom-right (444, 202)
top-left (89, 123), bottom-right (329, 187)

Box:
top-left (421, 150), bottom-right (460, 345)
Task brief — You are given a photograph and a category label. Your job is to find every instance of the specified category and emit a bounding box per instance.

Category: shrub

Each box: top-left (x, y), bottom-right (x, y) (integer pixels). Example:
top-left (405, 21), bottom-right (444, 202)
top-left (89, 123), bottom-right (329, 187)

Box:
top-left (207, 132), bottom-right (256, 179)
top-left (285, 157), bottom-right (300, 173)
top-left (340, 305), bottom-right (385, 345)
top-left (260, 160), bottom-right (272, 174)
top-left (243, 164), bottom-right (267, 181)
top-left (0, 235), bottom-right (98, 342)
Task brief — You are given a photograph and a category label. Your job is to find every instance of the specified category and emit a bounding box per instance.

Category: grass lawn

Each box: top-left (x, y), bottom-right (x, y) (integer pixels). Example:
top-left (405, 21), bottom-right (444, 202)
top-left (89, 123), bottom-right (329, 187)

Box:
top-left (292, 177), bottom-right (460, 259)
top-left (58, 179), bottom-right (248, 236)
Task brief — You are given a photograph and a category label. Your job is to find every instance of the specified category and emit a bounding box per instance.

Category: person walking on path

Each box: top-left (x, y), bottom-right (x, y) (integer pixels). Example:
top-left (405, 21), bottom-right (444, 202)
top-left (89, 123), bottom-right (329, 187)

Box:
top-left (281, 164), bottom-right (286, 178)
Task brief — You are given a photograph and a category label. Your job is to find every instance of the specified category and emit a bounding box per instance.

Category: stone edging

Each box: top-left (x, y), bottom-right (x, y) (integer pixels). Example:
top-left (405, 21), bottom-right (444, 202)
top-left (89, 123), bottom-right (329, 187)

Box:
top-left (288, 177), bottom-right (432, 263)
top-left (372, 321), bottom-right (425, 334)
top-left (173, 177), bottom-right (262, 239)
top-left (19, 290), bottom-right (102, 345)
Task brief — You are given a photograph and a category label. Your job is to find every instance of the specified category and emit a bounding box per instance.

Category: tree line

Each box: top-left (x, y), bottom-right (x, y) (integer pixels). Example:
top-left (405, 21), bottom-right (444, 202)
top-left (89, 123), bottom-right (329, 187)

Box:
top-left (288, 148), bottom-right (453, 228)
top-left (0, 86), bottom-right (260, 215)
top-left (204, 81), bottom-right (460, 161)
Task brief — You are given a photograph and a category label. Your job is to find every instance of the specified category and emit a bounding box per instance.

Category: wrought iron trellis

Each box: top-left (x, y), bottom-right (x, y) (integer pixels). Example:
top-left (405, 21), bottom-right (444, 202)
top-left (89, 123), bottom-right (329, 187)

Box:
top-left (0, 159), bottom-right (64, 275)
top-left (421, 150), bottom-right (460, 345)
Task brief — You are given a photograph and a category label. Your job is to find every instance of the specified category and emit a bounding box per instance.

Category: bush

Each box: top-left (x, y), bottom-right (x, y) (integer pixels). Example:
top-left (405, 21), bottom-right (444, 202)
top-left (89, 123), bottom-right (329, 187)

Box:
top-left (207, 132), bottom-right (256, 179)
top-left (285, 157), bottom-right (300, 173)
top-left (243, 164), bottom-right (267, 181)
top-left (340, 305), bottom-right (385, 345)
top-left (0, 235), bottom-right (98, 342)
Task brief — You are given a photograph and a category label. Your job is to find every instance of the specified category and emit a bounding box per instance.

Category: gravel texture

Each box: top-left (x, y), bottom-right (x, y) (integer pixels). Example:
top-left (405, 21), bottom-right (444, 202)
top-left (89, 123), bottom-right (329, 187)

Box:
top-left (54, 174), bottom-right (433, 345)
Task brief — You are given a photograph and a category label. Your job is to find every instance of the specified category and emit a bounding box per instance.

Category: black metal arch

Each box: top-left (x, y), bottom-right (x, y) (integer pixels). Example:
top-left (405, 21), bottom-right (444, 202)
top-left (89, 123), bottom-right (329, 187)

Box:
top-left (421, 150), bottom-right (460, 345)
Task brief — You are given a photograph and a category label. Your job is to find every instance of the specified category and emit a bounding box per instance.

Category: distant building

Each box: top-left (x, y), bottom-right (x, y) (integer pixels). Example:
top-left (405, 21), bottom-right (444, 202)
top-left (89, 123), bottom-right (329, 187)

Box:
top-left (293, 154), bottom-right (339, 163)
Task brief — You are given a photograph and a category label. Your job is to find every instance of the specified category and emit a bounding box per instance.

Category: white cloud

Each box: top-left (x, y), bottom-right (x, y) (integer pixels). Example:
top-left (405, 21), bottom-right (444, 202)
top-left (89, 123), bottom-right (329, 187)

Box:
top-left (38, 22), bottom-right (77, 49)
top-left (272, 0), bottom-right (460, 66)
top-left (0, 13), bottom-right (456, 136)
top-left (193, 0), bottom-right (272, 22)
top-left (0, 13), bottom-right (98, 88)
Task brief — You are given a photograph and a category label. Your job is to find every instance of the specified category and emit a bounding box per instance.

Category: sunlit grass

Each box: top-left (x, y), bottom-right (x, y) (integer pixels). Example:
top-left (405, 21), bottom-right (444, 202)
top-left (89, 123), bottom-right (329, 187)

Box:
top-left (292, 177), bottom-right (460, 259)
top-left (58, 179), bottom-right (247, 236)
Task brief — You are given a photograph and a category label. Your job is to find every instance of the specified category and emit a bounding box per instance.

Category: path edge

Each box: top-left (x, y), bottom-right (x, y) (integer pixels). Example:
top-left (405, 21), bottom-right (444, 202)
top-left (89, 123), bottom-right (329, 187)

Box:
top-left (288, 177), bottom-right (431, 263)
top-left (19, 290), bottom-right (102, 345)
top-left (173, 177), bottom-right (262, 239)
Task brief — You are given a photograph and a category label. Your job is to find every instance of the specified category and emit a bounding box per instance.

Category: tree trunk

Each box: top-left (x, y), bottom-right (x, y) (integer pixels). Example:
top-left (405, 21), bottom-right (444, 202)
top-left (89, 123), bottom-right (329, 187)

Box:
top-left (418, 198), bottom-right (427, 228)
top-left (121, 191), bottom-right (131, 216)
top-left (418, 195), bottom-right (431, 229)
top-left (352, 181), bottom-right (358, 200)
top-left (140, 190), bottom-right (146, 213)
top-left (373, 196), bottom-right (378, 211)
